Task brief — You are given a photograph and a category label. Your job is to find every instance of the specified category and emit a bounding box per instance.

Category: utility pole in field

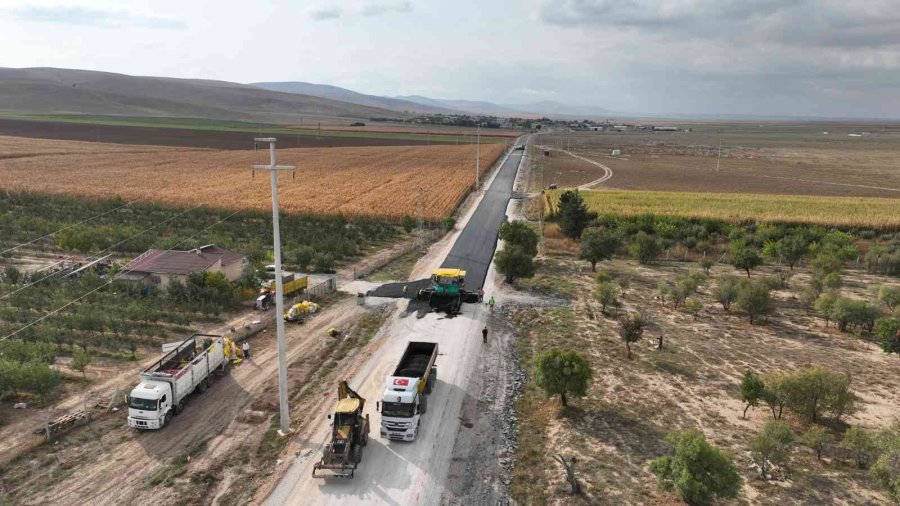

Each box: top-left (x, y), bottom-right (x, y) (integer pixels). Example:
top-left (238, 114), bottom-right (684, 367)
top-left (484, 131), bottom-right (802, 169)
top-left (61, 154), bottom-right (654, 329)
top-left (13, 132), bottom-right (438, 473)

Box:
top-left (475, 124), bottom-right (481, 190)
top-left (716, 140), bottom-right (722, 171)
top-left (416, 186), bottom-right (425, 251)
top-left (251, 138), bottom-right (295, 436)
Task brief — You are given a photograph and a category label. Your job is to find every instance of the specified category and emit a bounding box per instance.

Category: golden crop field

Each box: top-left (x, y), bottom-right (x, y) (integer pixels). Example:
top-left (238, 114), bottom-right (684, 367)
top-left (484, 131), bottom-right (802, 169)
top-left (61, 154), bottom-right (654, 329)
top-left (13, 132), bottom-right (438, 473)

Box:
top-left (544, 189), bottom-right (900, 229)
top-left (0, 136), bottom-right (507, 221)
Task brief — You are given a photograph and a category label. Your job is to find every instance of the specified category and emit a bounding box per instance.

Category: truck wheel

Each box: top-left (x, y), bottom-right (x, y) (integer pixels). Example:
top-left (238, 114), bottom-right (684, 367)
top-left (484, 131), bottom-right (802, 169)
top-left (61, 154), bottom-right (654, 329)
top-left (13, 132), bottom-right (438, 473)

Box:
top-left (361, 427), bottom-right (369, 446)
top-left (174, 401), bottom-right (184, 415)
top-left (352, 445), bottom-right (362, 464)
top-left (198, 379), bottom-right (208, 394)
top-left (419, 396), bottom-right (427, 415)
top-left (425, 371), bottom-right (436, 394)
top-left (164, 411), bottom-right (173, 427)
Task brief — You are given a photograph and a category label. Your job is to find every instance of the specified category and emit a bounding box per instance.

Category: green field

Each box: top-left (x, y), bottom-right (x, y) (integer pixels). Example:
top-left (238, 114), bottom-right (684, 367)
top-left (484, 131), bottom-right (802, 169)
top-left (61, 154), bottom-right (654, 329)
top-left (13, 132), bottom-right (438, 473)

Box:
top-left (545, 189), bottom-right (900, 229)
top-left (0, 112), bottom-right (511, 144)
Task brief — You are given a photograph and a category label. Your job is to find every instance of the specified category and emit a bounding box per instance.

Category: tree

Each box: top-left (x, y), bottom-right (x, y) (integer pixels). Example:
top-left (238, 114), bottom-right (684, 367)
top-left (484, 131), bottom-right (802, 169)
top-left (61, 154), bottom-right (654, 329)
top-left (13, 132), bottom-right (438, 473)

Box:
top-left (685, 299), bottom-right (702, 320)
top-left (3, 265), bottom-right (22, 284)
top-left (579, 227), bottom-right (620, 271)
top-left (762, 372), bottom-right (789, 420)
top-left (799, 426), bottom-right (832, 460)
top-left (401, 215), bottom-right (416, 233)
top-left (779, 366), bottom-right (855, 423)
top-left (20, 362), bottom-right (61, 403)
top-left (731, 245), bottom-right (762, 278)
top-left (735, 280), bottom-right (772, 324)
top-left (874, 318), bottom-right (900, 355)
top-left (557, 190), bottom-right (591, 239)
top-left (499, 220), bottom-right (539, 256)
top-left (596, 282), bottom-right (618, 314)
top-left (70, 347), bottom-right (91, 379)
top-left (533, 349), bottom-right (592, 407)
top-left (699, 258), bottom-right (715, 275)
top-left (814, 290), bottom-right (839, 327)
top-left (781, 234), bottom-right (809, 270)
top-left (618, 276), bottom-right (630, 297)
top-left (494, 245), bottom-right (536, 284)
top-left (740, 371), bottom-right (765, 419)
top-left (293, 245), bottom-right (315, 271)
top-left (871, 422), bottom-right (900, 503)
top-left (842, 426), bottom-right (875, 469)
top-left (649, 429), bottom-right (742, 506)
top-left (629, 232), bottom-right (661, 265)
top-left (798, 285), bottom-right (819, 315)
top-left (750, 420), bottom-right (794, 479)
top-left (618, 312), bottom-right (646, 359)
top-left (313, 252), bottom-right (335, 272)
top-left (713, 276), bottom-right (740, 311)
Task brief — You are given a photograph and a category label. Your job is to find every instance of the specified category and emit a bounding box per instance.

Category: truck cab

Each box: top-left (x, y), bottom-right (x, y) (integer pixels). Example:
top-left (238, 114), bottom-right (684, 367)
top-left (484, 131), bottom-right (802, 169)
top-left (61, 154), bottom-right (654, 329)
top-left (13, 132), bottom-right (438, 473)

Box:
top-left (379, 376), bottom-right (424, 441)
top-left (127, 380), bottom-right (173, 430)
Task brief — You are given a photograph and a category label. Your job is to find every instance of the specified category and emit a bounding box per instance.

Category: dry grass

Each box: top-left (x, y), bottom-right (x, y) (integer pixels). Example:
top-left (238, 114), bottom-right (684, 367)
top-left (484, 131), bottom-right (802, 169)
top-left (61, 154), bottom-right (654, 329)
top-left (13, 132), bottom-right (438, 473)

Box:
top-left (508, 257), bottom-right (900, 505)
top-left (0, 136), bottom-right (506, 221)
top-left (544, 189), bottom-right (900, 229)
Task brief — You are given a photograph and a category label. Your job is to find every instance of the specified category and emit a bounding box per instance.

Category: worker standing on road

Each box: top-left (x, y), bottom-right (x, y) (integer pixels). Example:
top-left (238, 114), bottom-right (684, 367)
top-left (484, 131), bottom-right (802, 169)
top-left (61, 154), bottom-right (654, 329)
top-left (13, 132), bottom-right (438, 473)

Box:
top-left (488, 296), bottom-right (495, 312)
top-left (482, 326), bottom-right (488, 344)
top-left (242, 340), bottom-right (250, 360)
top-left (477, 288), bottom-right (484, 302)
top-left (402, 284), bottom-right (408, 297)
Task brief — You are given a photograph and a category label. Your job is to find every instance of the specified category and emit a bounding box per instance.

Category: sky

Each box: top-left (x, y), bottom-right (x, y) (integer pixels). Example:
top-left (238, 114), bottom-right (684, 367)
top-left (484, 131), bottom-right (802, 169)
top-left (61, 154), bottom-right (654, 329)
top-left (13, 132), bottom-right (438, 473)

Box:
top-left (1, 0), bottom-right (899, 118)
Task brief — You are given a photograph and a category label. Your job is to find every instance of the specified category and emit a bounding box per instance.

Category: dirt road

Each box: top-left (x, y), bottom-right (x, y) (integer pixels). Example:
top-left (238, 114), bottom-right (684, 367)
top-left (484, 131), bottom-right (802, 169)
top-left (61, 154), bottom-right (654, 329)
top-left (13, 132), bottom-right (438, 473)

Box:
top-left (263, 142), bottom-right (526, 505)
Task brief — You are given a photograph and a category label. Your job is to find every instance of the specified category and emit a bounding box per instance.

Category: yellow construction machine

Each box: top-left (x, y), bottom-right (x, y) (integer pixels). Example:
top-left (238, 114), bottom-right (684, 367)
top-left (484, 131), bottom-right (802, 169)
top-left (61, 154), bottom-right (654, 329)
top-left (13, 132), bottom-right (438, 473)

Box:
top-left (312, 380), bottom-right (370, 478)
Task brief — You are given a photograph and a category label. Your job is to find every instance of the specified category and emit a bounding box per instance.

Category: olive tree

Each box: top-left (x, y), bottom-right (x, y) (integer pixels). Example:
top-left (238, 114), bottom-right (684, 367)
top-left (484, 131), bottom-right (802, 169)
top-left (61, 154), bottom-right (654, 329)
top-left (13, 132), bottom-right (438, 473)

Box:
top-left (650, 429), bottom-right (742, 506)
top-left (799, 426), bottom-right (833, 461)
top-left (534, 348), bottom-right (592, 407)
top-left (579, 227), bottom-right (620, 272)
top-left (618, 312), bottom-right (646, 359)
top-left (750, 420), bottom-right (794, 479)
top-left (740, 370), bottom-right (765, 419)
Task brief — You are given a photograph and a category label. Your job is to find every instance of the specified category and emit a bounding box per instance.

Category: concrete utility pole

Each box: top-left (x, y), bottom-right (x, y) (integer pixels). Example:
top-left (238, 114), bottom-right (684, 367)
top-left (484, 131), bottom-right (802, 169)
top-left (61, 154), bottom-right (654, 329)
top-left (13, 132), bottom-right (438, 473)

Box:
top-left (251, 137), bottom-right (295, 436)
top-left (416, 186), bottom-right (425, 251)
top-left (475, 124), bottom-right (481, 190)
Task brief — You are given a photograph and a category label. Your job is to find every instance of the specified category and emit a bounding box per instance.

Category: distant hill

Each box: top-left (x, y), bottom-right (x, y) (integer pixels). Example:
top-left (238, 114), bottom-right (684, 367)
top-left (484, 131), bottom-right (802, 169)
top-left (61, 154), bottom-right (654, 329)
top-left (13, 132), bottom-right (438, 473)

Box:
top-left (396, 95), bottom-right (610, 118)
top-left (251, 82), bottom-right (458, 115)
top-left (0, 68), bottom-right (405, 123)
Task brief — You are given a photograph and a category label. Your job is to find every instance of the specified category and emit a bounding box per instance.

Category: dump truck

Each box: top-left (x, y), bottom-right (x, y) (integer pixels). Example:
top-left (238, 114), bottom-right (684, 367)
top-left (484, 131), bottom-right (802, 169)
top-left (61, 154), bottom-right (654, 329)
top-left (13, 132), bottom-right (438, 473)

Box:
top-left (416, 268), bottom-right (480, 313)
top-left (255, 272), bottom-right (308, 310)
top-left (312, 381), bottom-right (370, 478)
top-left (377, 341), bottom-right (438, 441)
top-left (127, 333), bottom-right (227, 430)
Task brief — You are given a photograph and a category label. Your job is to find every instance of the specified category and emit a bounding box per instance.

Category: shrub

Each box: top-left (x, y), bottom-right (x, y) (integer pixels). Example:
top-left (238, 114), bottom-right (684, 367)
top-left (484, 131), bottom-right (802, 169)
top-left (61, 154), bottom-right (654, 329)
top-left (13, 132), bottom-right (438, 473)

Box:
top-left (842, 426), bottom-right (875, 469)
top-left (533, 349), bottom-right (592, 407)
top-left (629, 232), bottom-right (661, 264)
top-left (401, 215), bottom-right (416, 233)
top-left (596, 282), bottom-right (618, 314)
top-left (750, 420), bottom-right (794, 479)
top-left (871, 422), bottom-right (900, 503)
top-left (557, 190), bottom-right (591, 239)
top-left (874, 318), bottom-right (900, 355)
top-left (878, 285), bottom-right (900, 311)
top-left (713, 276), bottom-right (740, 311)
top-left (800, 426), bottom-right (833, 460)
top-left (685, 299), bottom-right (702, 320)
top-left (731, 244), bottom-right (762, 278)
top-left (650, 429), bottom-right (742, 506)
top-left (699, 257), bottom-right (715, 275)
top-left (780, 366), bottom-right (855, 423)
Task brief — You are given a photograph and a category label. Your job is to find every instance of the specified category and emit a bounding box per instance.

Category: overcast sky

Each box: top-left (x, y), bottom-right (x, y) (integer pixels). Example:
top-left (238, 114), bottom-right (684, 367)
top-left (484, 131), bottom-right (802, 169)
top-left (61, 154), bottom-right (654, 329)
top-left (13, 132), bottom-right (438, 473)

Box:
top-left (2, 0), bottom-right (899, 118)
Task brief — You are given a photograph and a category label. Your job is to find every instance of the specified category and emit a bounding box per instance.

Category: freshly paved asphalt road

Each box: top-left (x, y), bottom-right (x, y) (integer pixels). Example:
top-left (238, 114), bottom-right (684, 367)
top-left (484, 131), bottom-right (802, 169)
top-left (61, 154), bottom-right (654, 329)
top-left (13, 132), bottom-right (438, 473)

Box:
top-left (370, 146), bottom-right (524, 298)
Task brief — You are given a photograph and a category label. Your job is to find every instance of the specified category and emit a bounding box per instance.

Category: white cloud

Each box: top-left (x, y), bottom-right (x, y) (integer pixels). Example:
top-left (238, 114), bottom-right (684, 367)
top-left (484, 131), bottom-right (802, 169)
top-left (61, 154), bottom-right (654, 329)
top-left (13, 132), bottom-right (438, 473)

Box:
top-left (9, 5), bottom-right (185, 29)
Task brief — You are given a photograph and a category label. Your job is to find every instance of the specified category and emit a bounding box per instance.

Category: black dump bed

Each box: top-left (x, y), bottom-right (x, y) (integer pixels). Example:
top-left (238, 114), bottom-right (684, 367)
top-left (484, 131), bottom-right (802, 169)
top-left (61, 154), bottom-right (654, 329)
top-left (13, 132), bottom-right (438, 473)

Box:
top-left (393, 342), bottom-right (437, 379)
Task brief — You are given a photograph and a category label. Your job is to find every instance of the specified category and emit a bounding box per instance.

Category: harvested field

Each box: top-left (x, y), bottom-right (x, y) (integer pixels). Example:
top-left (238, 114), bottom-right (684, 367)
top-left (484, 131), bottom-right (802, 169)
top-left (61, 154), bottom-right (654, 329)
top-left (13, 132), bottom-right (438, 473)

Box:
top-left (544, 189), bottom-right (900, 229)
top-left (0, 118), bottom-right (462, 150)
top-left (536, 122), bottom-right (900, 198)
top-left (289, 123), bottom-right (520, 138)
top-left (0, 136), bottom-right (507, 221)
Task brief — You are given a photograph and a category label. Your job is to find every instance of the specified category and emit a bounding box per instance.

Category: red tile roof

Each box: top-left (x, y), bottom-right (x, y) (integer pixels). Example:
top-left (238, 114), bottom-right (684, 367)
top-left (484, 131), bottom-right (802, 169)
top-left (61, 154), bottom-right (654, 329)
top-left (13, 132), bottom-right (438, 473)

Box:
top-left (122, 245), bottom-right (244, 276)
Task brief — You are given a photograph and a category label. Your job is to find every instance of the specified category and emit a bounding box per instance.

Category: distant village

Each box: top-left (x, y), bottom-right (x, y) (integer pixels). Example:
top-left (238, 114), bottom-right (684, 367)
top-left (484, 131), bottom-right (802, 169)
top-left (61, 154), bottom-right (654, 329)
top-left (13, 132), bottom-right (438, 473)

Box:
top-left (374, 113), bottom-right (688, 133)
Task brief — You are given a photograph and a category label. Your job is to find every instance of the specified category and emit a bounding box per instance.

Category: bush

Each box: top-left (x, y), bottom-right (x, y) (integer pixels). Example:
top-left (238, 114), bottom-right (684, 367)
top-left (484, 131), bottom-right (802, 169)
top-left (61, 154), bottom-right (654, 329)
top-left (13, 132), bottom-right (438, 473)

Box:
top-left (800, 426), bottom-right (833, 460)
top-left (750, 420), bottom-right (794, 479)
top-left (699, 258), bottom-right (715, 275)
top-left (533, 348), bottom-right (592, 407)
top-left (71, 347), bottom-right (92, 378)
top-left (629, 232), bottom-right (661, 264)
top-left (650, 429), bottom-right (742, 506)
top-left (740, 370), bottom-right (765, 419)
top-left (878, 285), bottom-right (900, 311)
top-left (401, 215), bottom-right (416, 233)
top-left (874, 318), bottom-right (900, 355)
top-left (685, 299), bottom-right (702, 320)
top-left (713, 276), bottom-right (740, 311)
top-left (596, 282), bottom-right (618, 314)
top-left (842, 426), bottom-right (875, 469)
top-left (871, 422), bottom-right (900, 502)
top-left (313, 252), bottom-right (335, 272)
top-left (780, 366), bottom-right (855, 423)
top-left (730, 244), bottom-right (762, 277)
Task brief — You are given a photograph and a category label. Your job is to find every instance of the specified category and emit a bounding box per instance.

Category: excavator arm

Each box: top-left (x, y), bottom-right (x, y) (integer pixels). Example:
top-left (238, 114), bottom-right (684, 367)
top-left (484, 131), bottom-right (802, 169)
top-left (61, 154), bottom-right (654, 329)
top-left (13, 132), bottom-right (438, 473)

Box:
top-left (337, 380), bottom-right (365, 411)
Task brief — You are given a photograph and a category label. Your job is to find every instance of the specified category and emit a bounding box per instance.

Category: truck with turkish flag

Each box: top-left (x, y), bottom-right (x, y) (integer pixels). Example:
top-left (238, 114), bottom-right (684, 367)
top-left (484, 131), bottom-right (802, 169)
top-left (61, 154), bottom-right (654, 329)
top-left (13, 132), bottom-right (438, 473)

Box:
top-left (377, 341), bottom-right (438, 441)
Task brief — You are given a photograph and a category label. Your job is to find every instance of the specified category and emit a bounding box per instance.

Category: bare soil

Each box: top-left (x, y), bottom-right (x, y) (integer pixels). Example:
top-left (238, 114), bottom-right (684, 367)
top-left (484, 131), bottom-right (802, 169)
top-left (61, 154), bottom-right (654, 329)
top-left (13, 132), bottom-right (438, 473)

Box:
top-left (506, 254), bottom-right (900, 505)
top-left (537, 123), bottom-right (900, 197)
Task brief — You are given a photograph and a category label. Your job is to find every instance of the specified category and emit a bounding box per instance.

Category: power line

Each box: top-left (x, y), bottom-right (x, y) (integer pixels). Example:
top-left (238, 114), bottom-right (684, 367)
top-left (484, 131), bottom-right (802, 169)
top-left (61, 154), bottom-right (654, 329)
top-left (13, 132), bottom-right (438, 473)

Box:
top-left (0, 198), bottom-right (143, 257)
top-left (0, 201), bottom-right (211, 301)
top-left (0, 207), bottom-right (244, 345)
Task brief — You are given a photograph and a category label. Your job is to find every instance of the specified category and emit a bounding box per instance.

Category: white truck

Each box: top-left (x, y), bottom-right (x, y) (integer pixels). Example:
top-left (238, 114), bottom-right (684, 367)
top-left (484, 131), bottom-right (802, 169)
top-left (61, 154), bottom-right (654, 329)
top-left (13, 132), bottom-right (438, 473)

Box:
top-left (127, 333), bottom-right (227, 430)
top-left (377, 341), bottom-right (438, 441)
